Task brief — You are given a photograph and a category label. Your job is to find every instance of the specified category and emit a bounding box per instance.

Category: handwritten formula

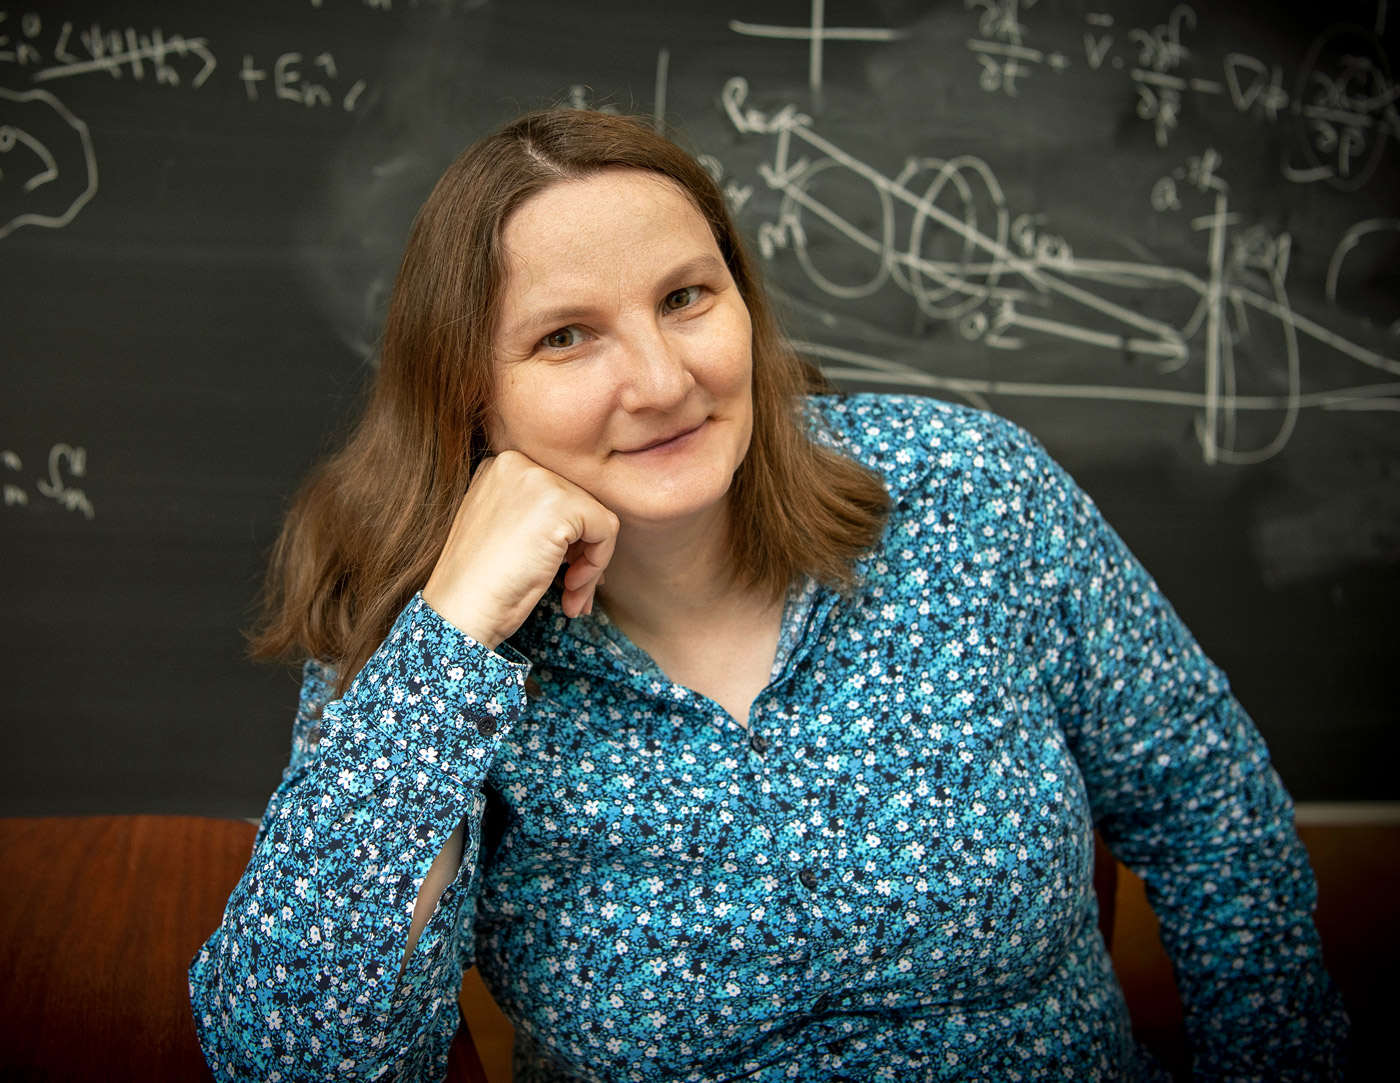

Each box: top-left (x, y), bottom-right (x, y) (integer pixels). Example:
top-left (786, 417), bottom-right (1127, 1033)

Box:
top-left (0, 7), bottom-right (374, 241)
top-left (964, 0), bottom-right (1398, 187)
top-left (2, 443), bottom-right (94, 519)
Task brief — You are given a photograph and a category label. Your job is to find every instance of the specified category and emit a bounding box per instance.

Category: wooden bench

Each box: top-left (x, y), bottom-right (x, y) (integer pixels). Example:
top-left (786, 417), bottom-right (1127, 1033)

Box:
top-left (4, 814), bottom-right (1388, 1081)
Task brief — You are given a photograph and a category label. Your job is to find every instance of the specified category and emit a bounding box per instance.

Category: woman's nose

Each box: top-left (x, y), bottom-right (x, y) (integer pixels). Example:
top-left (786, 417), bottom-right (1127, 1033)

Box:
top-left (617, 323), bottom-right (693, 412)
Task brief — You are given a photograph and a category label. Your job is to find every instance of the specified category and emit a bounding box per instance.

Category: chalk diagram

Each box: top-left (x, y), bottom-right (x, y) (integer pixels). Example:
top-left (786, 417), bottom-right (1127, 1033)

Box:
top-left (0, 86), bottom-right (97, 242)
top-left (725, 76), bottom-right (1399, 466)
top-left (714, 2), bottom-right (1400, 466)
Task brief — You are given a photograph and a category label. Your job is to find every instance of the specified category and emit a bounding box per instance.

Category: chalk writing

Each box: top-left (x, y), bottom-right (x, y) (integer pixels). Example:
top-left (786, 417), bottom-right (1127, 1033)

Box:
top-left (967, 0), bottom-right (1071, 97)
top-left (0, 85), bottom-right (97, 241)
top-left (2, 14), bottom-right (373, 242)
top-left (240, 50), bottom-right (368, 111)
top-left (3, 12), bottom-right (372, 113)
top-left (2, 448), bottom-right (25, 507)
top-left (0, 9), bottom-right (42, 66)
top-left (0, 16), bottom-right (219, 87)
top-left (562, 85), bottom-right (619, 113)
top-left (2, 442), bottom-right (94, 518)
top-left (1326, 218), bottom-right (1400, 334)
top-left (963, 2), bottom-right (1399, 181)
top-left (1288, 24), bottom-right (1398, 189)
top-left (729, 0), bottom-right (906, 109)
top-left (723, 78), bottom-right (1399, 465)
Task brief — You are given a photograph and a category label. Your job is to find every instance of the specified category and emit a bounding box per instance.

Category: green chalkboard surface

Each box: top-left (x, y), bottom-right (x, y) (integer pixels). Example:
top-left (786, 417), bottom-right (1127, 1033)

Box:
top-left (2, 0), bottom-right (1397, 814)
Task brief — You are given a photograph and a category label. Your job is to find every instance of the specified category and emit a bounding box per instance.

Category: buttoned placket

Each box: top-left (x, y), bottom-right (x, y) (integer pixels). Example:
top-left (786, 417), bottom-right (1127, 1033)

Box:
top-left (731, 597), bottom-right (850, 1026)
top-left (553, 580), bottom-right (852, 1022)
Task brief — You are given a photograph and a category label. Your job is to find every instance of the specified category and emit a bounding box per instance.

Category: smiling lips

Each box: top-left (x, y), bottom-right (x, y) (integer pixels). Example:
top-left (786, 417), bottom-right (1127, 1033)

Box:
top-left (618, 420), bottom-right (707, 455)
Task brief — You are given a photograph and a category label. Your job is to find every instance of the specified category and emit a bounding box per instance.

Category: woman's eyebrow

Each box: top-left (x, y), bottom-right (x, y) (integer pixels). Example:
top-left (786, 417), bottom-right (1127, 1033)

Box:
top-left (660, 253), bottom-right (727, 285)
top-left (503, 253), bottom-right (729, 340)
top-left (503, 302), bottom-right (600, 341)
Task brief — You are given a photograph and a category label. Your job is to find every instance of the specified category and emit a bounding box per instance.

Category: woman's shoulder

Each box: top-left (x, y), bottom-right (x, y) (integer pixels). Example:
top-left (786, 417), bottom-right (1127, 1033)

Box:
top-left (804, 392), bottom-right (1048, 500)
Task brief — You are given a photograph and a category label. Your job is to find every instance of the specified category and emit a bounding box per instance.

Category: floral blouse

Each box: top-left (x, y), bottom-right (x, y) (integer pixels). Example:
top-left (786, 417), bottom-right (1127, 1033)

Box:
top-left (190, 394), bottom-right (1347, 1082)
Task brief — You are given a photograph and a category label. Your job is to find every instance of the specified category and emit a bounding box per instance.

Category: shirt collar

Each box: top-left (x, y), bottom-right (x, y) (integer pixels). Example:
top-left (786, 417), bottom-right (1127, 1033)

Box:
top-left (510, 574), bottom-right (845, 704)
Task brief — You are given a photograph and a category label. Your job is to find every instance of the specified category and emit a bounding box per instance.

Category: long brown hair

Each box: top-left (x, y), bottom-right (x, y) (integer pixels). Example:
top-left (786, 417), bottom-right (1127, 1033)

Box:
top-left (252, 109), bottom-right (889, 693)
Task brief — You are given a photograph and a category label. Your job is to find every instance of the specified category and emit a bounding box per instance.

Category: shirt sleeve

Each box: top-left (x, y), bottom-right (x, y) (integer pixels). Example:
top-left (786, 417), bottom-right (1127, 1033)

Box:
top-left (1020, 435), bottom-right (1348, 1082)
top-left (189, 593), bottom-right (530, 1081)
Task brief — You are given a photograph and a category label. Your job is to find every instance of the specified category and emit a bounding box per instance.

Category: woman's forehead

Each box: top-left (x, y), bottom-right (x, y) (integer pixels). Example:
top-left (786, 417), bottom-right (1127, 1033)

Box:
top-left (504, 167), bottom-right (702, 242)
top-left (498, 169), bottom-right (720, 300)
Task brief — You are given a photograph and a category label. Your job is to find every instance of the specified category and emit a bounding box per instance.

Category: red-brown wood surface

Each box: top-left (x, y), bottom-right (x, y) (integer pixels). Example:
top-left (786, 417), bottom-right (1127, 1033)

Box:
top-left (0, 815), bottom-right (252, 1081)
top-left (9, 815), bottom-right (1384, 1082)
top-left (1092, 829), bottom-right (1117, 946)
top-left (0, 815), bottom-right (486, 1082)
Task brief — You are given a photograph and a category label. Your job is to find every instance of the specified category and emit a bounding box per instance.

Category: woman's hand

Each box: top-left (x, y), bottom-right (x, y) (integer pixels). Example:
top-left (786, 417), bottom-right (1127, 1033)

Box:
top-left (422, 451), bottom-right (619, 650)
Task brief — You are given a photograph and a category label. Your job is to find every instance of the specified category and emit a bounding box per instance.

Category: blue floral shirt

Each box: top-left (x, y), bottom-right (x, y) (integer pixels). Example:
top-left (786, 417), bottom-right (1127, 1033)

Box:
top-left (190, 394), bottom-right (1346, 1082)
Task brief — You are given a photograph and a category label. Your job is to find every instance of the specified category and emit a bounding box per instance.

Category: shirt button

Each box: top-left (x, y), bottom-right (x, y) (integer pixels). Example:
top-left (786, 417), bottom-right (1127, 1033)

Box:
top-left (749, 733), bottom-right (769, 754)
top-left (476, 716), bottom-right (497, 738)
top-left (812, 992), bottom-right (831, 1014)
top-left (798, 867), bottom-right (818, 890)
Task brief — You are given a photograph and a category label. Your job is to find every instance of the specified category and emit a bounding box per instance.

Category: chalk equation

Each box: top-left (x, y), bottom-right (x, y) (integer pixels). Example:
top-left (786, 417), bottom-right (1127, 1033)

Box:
top-left (724, 1), bottom-right (1396, 189)
top-left (0, 14), bottom-right (217, 244)
top-left (0, 13), bottom-right (216, 87)
top-left (964, 0), bottom-right (1399, 187)
top-left (239, 50), bottom-right (368, 111)
top-left (722, 78), bottom-right (1399, 466)
top-left (1, 10), bottom-right (375, 239)
top-left (2, 442), bottom-right (94, 518)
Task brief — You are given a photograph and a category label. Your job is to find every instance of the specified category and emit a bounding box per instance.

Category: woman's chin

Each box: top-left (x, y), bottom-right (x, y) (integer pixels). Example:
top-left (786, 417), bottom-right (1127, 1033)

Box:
top-left (609, 481), bottom-right (735, 533)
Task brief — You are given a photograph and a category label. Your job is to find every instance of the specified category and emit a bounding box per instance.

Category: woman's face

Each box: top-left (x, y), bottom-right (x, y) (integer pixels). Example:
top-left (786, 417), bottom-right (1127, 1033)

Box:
top-left (489, 168), bottom-right (754, 530)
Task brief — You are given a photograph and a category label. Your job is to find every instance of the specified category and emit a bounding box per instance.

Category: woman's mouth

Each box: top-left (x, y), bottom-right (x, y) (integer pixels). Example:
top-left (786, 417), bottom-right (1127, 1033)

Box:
top-left (619, 421), bottom-right (706, 455)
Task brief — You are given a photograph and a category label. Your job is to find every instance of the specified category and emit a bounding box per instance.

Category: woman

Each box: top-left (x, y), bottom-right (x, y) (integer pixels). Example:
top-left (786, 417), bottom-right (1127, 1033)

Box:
top-left (190, 110), bottom-right (1347, 1081)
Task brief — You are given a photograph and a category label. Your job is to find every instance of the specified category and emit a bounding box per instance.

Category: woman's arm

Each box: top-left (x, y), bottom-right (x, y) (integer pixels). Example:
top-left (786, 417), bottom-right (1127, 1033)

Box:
top-left (189, 596), bottom-right (529, 1081)
top-left (189, 450), bottom-right (617, 1079)
top-left (1020, 437), bottom-right (1348, 1082)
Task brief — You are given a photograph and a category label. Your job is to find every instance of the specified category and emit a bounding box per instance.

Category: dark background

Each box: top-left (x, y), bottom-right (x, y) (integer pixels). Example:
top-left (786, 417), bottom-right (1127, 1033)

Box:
top-left (2, 0), bottom-right (1396, 816)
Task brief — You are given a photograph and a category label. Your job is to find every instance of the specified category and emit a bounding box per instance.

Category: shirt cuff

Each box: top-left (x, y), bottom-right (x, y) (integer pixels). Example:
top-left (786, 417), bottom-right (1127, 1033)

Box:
top-left (321, 593), bottom-right (530, 792)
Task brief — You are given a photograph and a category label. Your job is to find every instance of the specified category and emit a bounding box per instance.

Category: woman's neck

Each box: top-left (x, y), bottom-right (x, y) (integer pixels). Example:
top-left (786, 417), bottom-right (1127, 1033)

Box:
top-left (595, 502), bottom-right (785, 727)
top-left (597, 501), bottom-right (739, 639)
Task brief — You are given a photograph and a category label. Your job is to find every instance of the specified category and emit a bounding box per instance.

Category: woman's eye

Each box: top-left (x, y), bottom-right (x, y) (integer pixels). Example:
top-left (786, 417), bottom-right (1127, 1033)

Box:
top-left (541, 327), bottom-right (580, 350)
top-left (662, 286), bottom-right (701, 312)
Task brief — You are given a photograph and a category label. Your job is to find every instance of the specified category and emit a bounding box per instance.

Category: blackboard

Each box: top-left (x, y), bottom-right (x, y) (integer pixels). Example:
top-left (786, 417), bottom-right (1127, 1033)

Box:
top-left (2, 0), bottom-right (1396, 815)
